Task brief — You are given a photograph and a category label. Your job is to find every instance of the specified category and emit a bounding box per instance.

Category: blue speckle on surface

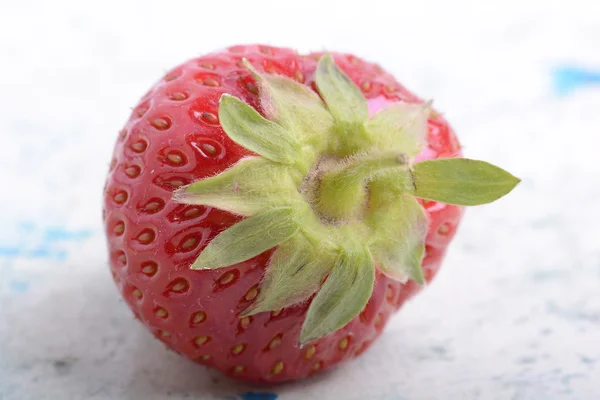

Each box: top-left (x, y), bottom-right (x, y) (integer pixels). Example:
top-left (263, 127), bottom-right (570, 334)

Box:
top-left (238, 393), bottom-right (278, 400)
top-left (1, 224), bottom-right (91, 292)
top-left (19, 221), bottom-right (35, 232)
top-left (44, 227), bottom-right (92, 242)
top-left (27, 246), bottom-right (68, 260)
top-left (580, 355), bottom-right (595, 365)
top-left (0, 223), bottom-right (92, 261)
top-left (9, 280), bottom-right (30, 293)
top-left (28, 246), bottom-right (52, 258)
top-left (0, 247), bottom-right (20, 257)
top-left (553, 66), bottom-right (600, 95)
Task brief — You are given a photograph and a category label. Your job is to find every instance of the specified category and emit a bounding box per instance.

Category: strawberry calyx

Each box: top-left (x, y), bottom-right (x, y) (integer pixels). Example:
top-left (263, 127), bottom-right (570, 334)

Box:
top-left (173, 54), bottom-right (520, 345)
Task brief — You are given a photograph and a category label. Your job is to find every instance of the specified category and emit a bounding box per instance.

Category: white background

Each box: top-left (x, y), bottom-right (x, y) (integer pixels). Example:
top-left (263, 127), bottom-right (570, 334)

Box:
top-left (1, 1), bottom-right (599, 399)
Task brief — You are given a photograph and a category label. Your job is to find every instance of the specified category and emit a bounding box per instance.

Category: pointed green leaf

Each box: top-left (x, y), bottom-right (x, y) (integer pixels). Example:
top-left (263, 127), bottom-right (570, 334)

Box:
top-left (173, 157), bottom-right (299, 216)
top-left (366, 102), bottom-right (431, 156)
top-left (315, 54), bottom-right (368, 125)
top-left (190, 207), bottom-right (300, 270)
top-left (241, 237), bottom-right (336, 316)
top-left (411, 158), bottom-right (521, 206)
top-left (219, 94), bottom-right (301, 164)
top-left (299, 248), bottom-right (375, 344)
top-left (243, 59), bottom-right (334, 147)
top-left (367, 194), bottom-right (427, 284)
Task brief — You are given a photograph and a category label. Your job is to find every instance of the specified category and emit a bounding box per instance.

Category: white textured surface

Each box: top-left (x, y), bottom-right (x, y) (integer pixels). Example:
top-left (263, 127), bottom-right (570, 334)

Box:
top-left (1, 1), bottom-right (599, 399)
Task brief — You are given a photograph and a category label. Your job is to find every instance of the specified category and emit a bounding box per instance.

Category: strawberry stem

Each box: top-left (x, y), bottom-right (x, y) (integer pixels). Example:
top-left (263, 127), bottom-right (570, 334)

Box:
top-left (315, 152), bottom-right (410, 221)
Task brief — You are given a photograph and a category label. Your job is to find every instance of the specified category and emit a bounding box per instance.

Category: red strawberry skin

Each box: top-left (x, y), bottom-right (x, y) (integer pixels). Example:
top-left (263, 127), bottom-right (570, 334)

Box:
top-left (104, 45), bottom-right (463, 382)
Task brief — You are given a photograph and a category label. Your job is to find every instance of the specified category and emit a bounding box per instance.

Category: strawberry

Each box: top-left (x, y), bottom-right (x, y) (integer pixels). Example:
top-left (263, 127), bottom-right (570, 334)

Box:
top-left (103, 45), bottom-right (518, 383)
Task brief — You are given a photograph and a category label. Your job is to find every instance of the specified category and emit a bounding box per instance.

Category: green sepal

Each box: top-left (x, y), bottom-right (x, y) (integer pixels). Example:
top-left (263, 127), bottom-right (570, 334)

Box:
top-left (299, 246), bottom-right (375, 345)
top-left (366, 102), bottom-right (431, 156)
top-left (411, 158), bottom-right (521, 206)
top-left (241, 236), bottom-right (336, 317)
top-left (190, 207), bottom-right (300, 270)
top-left (173, 157), bottom-right (300, 216)
top-left (170, 53), bottom-right (520, 345)
top-left (243, 59), bottom-right (334, 150)
top-left (367, 188), bottom-right (427, 284)
top-left (315, 54), bottom-right (368, 125)
top-left (219, 94), bottom-right (302, 165)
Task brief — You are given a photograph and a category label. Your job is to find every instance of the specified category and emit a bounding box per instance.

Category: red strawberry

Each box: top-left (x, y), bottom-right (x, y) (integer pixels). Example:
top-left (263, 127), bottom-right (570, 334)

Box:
top-left (104, 44), bottom-right (518, 383)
